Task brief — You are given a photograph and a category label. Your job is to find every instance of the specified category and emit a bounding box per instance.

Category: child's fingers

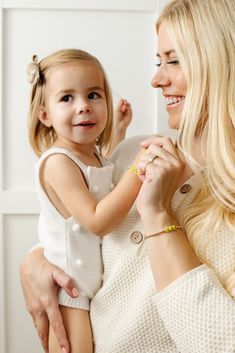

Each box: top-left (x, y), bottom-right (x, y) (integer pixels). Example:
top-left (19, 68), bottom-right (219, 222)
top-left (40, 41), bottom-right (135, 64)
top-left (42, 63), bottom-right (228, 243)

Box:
top-left (140, 136), bottom-right (178, 158)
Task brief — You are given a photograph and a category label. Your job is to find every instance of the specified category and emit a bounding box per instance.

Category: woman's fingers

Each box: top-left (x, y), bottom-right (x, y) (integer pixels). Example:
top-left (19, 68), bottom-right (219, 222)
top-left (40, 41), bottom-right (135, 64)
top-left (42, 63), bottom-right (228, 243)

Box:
top-left (19, 250), bottom-right (76, 353)
top-left (138, 140), bottom-right (181, 177)
top-left (52, 267), bottom-right (79, 298)
top-left (31, 277), bottom-right (71, 353)
top-left (34, 312), bottom-right (50, 353)
top-left (47, 303), bottom-right (70, 353)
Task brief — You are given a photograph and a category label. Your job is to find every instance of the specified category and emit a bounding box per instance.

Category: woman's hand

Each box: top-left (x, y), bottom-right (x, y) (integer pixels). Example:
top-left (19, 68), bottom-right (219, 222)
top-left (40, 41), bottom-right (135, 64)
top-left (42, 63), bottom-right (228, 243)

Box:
top-left (19, 248), bottom-right (78, 353)
top-left (136, 136), bottom-right (184, 219)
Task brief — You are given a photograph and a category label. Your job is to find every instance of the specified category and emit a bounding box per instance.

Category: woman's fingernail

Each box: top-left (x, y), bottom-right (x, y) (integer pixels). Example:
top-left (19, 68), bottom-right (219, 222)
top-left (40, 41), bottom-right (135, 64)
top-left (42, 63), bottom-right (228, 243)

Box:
top-left (72, 288), bottom-right (79, 297)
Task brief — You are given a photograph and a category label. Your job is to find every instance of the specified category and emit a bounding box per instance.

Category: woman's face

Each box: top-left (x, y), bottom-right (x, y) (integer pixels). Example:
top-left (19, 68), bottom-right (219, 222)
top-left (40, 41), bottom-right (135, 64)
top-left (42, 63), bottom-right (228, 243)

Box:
top-left (152, 23), bottom-right (187, 129)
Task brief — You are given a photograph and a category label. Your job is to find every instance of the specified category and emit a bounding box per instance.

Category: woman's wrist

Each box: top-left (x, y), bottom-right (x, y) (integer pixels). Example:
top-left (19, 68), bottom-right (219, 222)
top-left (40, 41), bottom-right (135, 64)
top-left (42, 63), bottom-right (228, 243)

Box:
top-left (140, 209), bottom-right (177, 234)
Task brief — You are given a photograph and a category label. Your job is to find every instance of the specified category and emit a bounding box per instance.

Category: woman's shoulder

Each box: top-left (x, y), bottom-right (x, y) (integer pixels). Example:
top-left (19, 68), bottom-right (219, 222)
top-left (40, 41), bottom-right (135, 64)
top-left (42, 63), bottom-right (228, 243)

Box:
top-left (109, 135), bottom-right (150, 164)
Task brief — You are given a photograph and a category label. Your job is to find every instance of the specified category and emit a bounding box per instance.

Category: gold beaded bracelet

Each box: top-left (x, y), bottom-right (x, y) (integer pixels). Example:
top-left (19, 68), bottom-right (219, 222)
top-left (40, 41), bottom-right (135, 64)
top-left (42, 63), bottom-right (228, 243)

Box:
top-left (145, 225), bottom-right (183, 239)
top-left (128, 165), bottom-right (139, 175)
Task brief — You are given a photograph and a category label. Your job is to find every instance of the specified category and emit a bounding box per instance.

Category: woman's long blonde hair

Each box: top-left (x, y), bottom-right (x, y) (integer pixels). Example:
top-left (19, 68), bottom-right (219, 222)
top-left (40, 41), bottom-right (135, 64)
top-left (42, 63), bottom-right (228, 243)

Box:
top-left (157, 0), bottom-right (235, 296)
top-left (28, 49), bottom-right (113, 156)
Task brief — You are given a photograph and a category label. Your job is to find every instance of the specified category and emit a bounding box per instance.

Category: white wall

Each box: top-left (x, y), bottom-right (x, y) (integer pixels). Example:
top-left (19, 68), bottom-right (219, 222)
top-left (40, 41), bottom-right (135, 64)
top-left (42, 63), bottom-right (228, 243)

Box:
top-left (0, 1), bottom-right (170, 352)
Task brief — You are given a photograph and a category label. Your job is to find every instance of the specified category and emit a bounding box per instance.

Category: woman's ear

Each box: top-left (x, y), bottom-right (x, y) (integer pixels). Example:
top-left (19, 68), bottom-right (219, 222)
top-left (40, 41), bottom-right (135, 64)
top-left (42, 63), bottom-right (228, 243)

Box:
top-left (38, 109), bottom-right (52, 127)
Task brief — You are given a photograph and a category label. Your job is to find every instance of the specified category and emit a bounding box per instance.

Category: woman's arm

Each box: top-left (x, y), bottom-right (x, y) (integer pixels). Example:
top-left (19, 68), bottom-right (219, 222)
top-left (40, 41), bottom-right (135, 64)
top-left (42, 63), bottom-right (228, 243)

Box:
top-left (137, 136), bottom-right (235, 352)
top-left (20, 247), bottom-right (77, 353)
top-left (42, 148), bottom-right (143, 236)
top-left (136, 136), bottom-right (201, 290)
top-left (154, 264), bottom-right (235, 353)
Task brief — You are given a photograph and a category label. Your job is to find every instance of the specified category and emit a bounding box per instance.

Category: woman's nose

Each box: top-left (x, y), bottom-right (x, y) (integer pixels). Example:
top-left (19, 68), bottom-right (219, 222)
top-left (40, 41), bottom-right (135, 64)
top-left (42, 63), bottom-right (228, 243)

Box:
top-left (151, 64), bottom-right (170, 89)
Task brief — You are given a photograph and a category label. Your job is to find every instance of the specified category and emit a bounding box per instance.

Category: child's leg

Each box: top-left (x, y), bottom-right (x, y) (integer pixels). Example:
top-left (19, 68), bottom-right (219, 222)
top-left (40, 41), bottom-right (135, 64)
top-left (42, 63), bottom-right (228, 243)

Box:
top-left (49, 306), bottom-right (93, 353)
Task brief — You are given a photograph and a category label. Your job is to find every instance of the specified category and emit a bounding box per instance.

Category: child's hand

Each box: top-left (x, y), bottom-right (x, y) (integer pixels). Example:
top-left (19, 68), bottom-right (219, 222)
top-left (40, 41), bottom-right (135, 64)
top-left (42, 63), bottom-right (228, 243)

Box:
top-left (113, 99), bottom-right (132, 138)
top-left (102, 99), bottom-right (132, 158)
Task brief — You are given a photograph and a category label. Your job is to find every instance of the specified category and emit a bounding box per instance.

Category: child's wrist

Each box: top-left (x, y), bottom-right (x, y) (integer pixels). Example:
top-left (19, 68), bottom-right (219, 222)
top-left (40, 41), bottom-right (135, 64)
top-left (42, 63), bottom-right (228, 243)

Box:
top-left (128, 165), bottom-right (138, 175)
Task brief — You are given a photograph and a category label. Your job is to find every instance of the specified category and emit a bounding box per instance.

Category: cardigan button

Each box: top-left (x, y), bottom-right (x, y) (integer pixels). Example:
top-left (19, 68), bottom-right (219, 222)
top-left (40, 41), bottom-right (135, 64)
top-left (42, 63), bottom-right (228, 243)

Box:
top-left (130, 231), bottom-right (143, 244)
top-left (180, 184), bottom-right (192, 194)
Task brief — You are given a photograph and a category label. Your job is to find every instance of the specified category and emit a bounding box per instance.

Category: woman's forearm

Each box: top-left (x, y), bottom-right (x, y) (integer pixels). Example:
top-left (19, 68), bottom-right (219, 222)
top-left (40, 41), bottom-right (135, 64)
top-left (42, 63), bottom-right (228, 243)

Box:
top-left (142, 211), bottom-right (201, 291)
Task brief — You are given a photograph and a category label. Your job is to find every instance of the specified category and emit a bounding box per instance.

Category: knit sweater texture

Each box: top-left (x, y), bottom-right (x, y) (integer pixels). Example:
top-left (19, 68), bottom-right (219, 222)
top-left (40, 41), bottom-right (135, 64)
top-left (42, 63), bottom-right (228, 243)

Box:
top-left (90, 135), bottom-right (235, 353)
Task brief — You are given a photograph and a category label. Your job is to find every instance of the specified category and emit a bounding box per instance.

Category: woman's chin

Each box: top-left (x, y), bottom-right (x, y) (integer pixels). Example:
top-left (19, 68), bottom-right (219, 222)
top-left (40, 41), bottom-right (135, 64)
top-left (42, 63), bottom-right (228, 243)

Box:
top-left (168, 118), bottom-right (180, 130)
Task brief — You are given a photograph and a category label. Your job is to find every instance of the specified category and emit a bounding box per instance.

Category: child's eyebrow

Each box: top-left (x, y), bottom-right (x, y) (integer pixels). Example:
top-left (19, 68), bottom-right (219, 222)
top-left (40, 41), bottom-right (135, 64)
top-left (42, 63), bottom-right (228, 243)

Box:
top-left (88, 86), bottom-right (104, 91)
top-left (55, 86), bottom-right (105, 97)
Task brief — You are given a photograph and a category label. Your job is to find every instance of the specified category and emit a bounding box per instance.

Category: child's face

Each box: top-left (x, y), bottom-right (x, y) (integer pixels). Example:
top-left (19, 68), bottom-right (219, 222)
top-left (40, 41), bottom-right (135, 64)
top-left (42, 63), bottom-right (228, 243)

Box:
top-left (40, 61), bottom-right (108, 148)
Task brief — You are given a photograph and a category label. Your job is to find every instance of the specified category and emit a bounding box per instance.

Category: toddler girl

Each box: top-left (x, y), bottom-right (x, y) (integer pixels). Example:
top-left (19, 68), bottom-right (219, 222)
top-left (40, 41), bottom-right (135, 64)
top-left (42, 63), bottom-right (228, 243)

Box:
top-left (27, 49), bottom-right (143, 353)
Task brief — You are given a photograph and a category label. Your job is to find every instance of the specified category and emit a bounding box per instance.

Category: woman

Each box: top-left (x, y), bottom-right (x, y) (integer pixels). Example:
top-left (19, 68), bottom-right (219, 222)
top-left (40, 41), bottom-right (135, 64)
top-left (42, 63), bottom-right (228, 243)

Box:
top-left (20, 0), bottom-right (235, 352)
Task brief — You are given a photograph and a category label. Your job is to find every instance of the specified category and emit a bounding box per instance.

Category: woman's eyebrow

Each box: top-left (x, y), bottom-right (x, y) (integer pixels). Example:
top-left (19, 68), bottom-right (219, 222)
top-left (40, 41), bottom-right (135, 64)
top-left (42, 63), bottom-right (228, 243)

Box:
top-left (156, 49), bottom-right (176, 57)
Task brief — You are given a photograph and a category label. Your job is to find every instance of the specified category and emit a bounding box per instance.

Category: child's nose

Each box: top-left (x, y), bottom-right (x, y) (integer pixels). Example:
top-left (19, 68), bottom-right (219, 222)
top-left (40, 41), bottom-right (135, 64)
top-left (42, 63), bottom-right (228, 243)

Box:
top-left (78, 106), bottom-right (92, 114)
top-left (77, 101), bottom-right (92, 114)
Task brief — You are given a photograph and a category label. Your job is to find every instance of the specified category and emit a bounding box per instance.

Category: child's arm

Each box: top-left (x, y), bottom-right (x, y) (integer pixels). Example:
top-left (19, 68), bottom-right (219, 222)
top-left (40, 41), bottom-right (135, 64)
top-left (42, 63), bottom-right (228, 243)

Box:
top-left (102, 99), bottom-right (132, 158)
top-left (40, 149), bottom-right (144, 236)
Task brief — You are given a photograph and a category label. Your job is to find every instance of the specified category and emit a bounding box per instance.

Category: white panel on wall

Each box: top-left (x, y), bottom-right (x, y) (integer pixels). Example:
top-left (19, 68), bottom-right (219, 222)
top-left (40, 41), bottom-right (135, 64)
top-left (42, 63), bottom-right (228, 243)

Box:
top-left (2, 0), bottom-right (158, 11)
top-left (3, 214), bottom-right (41, 353)
top-left (3, 9), bottom-right (157, 190)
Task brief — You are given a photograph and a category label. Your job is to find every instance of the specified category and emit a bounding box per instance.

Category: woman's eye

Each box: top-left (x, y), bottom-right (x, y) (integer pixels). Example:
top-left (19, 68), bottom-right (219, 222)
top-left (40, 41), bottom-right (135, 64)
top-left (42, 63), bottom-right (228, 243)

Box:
top-left (61, 95), bottom-right (73, 102)
top-left (155, 62), bottom-right (162, 67)
top-left (88, 92), bottom-right (100, 99)
top-left (168, 60), bottom-right (179, 65)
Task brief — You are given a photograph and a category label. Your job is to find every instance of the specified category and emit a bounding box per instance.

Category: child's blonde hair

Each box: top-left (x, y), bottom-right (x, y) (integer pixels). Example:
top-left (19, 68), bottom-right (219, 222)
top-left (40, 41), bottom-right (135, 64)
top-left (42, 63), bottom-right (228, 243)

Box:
top-left (28, 49), bottom-right (113, 156)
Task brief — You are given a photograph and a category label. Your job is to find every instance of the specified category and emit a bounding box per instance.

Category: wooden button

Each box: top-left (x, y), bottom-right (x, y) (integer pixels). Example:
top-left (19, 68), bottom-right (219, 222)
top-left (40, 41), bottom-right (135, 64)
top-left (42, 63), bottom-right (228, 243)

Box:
top-left (180, 184), bottom-right (192, 194)
top-left (130, 231), bottom-right (143, 244)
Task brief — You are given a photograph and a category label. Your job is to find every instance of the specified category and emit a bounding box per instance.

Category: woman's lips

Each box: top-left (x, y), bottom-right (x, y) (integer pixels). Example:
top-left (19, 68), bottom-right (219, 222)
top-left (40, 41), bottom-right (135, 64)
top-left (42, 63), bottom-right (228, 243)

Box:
top-left (165, 96), bottom-right (185, 111)
top-left (165, 96), bottom-right (185, 105)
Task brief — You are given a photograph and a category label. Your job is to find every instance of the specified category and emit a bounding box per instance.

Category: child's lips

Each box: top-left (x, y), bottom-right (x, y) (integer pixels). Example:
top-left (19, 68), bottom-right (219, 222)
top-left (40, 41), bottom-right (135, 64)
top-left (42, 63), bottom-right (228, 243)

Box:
top-left (73, 120), bottom-right (96, 127)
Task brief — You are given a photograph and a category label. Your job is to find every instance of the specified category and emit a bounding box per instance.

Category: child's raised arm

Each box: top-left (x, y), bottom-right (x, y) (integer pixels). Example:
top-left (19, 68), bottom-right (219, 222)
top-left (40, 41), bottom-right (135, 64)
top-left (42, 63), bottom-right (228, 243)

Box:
top-left (102, 99), bottom-right (132, 158)
top-left (39, 148), bottom-right (144, 236)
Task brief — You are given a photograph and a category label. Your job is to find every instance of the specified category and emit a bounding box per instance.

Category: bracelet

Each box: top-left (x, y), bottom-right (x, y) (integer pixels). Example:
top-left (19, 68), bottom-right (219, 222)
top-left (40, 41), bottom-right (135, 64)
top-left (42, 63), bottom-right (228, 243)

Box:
top-left (128, 165), bottom-right (139, 175)
top-left (145, 225), bottom-right (182, 239)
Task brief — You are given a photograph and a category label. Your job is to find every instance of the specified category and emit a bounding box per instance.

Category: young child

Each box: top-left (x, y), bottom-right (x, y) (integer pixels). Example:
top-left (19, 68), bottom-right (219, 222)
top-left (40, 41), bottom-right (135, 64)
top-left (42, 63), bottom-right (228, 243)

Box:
top-left (27, 49), bottom-right (143, 353)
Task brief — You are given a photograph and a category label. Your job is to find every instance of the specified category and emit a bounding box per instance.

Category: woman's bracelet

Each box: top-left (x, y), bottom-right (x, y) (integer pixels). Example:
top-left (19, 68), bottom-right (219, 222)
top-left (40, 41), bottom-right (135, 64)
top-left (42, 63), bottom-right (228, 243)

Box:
top-left (128, 165), bottom-right (139, 175)
top-left (145, 225), bottom-right (183, 239)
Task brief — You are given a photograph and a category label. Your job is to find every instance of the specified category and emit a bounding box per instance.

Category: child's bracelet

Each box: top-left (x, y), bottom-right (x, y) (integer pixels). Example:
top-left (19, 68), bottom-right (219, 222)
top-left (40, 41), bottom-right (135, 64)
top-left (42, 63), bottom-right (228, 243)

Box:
top-left (128, 165), bottom-right (139, 175)
top-left (145, 225), bottom-right (183, 239)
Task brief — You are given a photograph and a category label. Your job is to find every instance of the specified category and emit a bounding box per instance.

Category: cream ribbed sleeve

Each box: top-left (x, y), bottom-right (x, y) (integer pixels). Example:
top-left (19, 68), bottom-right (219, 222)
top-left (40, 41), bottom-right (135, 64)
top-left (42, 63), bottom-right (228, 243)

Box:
top-left (155, 264), bottom-right (235, 352)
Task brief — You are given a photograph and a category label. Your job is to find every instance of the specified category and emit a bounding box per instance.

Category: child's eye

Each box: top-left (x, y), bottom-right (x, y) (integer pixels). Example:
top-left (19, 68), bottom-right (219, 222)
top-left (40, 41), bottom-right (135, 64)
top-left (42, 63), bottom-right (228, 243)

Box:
top-left (88, 92), bottom-right (100, 99)
top-left (61, 95), bottom-right (73, 102)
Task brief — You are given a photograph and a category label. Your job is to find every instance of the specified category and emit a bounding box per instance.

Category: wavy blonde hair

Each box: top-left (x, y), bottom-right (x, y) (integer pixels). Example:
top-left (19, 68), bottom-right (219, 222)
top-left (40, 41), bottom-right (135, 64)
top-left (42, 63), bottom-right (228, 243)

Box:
top-left (157, 0), bottom-right (235, 296)
top-left (28, 49), bottom-right (113, 156)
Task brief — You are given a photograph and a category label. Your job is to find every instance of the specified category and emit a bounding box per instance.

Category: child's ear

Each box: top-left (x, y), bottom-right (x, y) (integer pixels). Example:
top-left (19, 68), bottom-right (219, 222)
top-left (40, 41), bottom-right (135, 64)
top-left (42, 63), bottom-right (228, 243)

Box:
top-left (38, 109), bottom-right (52, 127)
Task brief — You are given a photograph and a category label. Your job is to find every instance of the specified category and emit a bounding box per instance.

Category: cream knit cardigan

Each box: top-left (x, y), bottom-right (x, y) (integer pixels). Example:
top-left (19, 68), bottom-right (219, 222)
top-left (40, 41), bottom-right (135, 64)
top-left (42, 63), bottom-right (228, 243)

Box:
top-left (90, 135), bottom-right (235, 353)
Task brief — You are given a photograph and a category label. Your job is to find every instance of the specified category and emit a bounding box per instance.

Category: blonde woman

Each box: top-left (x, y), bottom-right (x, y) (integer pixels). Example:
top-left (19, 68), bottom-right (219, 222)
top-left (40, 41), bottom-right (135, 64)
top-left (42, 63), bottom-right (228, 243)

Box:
top-left (20, 1), bottom-right (235, 352)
